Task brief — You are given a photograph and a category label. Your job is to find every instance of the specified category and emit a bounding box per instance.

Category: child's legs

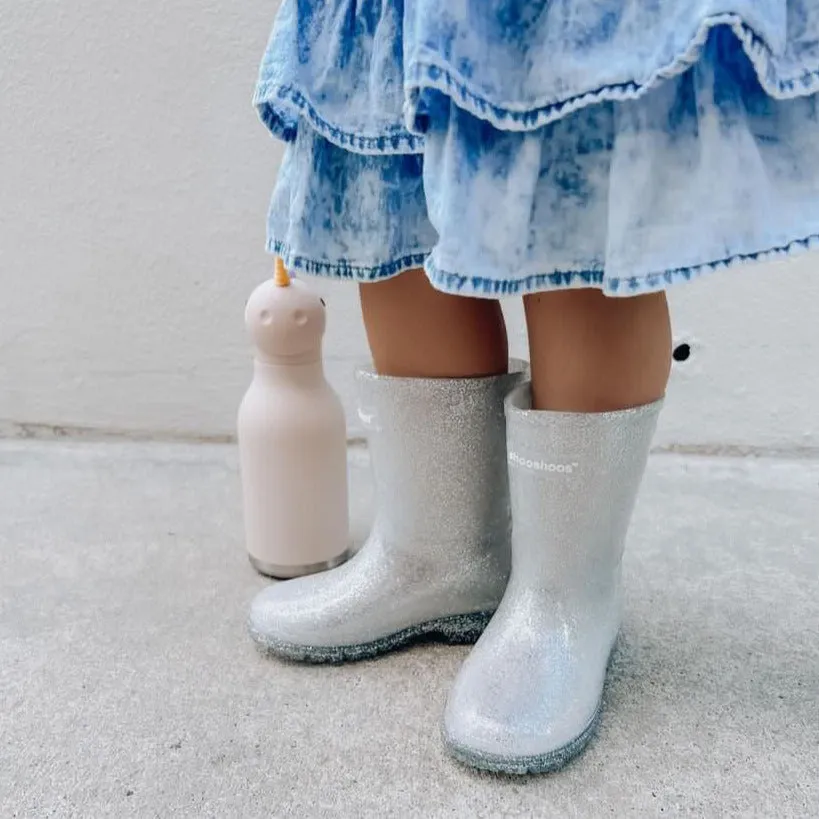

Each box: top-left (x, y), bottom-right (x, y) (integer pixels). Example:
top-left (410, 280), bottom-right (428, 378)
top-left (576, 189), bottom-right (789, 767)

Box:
top-left (359, 268), bottom-right (509, 378)
top-left (524, 289), bottom-right (671, 412)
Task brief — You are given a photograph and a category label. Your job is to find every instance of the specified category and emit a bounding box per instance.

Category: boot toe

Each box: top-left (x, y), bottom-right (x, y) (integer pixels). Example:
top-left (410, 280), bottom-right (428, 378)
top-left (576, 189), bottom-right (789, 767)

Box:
top-left (442, 621), bottom-right (606, 774)
top-left (248, 576), bottom-right (328, 650)
top-left (443, 689), bottom-right (601, 775)
top-left (247, 552), bottom-right (417, 660)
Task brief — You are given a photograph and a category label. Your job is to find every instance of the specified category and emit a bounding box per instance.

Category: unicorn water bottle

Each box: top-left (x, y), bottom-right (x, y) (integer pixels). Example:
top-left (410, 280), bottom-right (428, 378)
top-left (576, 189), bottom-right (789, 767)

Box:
top-left (238, 259), bottom-right (351, 578)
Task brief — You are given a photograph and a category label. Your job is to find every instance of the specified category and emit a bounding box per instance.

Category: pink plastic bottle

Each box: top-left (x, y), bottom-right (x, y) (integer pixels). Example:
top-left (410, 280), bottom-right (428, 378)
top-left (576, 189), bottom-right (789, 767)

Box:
top-left (238, 259), bottom-right (351, 578)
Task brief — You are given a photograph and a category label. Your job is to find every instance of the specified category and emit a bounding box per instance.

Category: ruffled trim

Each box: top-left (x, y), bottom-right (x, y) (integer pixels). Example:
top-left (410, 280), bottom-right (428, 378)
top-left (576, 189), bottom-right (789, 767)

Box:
top-left (269, 239), bottom-right (429, 282)
top-left (425, 232), bottom-right (819, 299)
top-left (406, 14), bottom-right (819, 134)
top-left (269, 231), bottom-right (819, 297)
top-left (257, 11), bottom-right (819, 149)
top-left (254, 83), bottom-right (424, 155)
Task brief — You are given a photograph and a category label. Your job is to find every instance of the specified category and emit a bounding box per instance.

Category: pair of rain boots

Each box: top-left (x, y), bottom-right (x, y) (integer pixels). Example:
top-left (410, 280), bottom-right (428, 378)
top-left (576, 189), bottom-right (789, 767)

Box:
top-left (249, 361), bottom-right (661, 774)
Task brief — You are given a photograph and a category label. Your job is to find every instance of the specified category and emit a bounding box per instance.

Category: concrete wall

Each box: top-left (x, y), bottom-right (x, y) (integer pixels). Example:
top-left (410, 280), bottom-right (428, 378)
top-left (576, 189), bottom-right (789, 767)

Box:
top-left (2, 1), bottom-right (817, 452)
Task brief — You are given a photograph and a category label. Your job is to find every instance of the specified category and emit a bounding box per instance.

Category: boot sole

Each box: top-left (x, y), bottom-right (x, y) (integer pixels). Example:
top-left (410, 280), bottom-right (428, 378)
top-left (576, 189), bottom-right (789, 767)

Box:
top-left (443, 701), bottom-right (602, 775)
top-left (249, 610), bottom-right (494, 664)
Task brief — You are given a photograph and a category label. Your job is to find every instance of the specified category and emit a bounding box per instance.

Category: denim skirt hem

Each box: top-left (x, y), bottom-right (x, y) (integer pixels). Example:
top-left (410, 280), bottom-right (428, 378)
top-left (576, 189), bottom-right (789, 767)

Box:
top-left (272, 232), bottom-right (819, 299)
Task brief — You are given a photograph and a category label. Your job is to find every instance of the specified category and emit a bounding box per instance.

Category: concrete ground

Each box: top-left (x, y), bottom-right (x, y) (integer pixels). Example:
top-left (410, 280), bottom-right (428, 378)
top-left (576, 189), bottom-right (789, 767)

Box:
top-left (1, 440), bottom-right (817, 818)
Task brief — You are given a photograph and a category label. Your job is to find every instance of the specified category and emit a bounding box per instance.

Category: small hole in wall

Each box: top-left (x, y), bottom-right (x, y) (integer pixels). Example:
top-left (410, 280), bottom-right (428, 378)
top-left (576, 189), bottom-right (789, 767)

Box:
top-left (673, 343), bottom-right (691, 363)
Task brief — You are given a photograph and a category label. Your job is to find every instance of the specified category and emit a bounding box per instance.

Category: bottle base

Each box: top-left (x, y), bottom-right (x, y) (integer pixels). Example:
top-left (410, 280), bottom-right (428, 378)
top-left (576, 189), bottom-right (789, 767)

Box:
top-left (249, 547), bottom-right (353, 580)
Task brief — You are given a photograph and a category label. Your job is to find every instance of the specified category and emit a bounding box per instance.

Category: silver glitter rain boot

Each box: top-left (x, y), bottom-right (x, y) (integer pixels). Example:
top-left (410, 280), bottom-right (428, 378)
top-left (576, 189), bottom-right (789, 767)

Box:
top-left (443, 381), bottom-right (662, 774)
top-left (248, 361), bottom-right (527, 663)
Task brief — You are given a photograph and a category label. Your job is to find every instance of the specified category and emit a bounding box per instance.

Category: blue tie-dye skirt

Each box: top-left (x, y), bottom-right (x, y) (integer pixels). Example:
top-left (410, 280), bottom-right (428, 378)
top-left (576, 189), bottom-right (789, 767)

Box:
top-left (254, 1), bottom-right (819, 297)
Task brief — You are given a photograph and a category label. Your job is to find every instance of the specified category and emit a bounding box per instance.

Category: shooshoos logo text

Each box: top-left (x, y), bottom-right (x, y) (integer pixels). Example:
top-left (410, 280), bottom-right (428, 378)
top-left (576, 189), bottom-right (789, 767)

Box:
top-left (508, 452), bottom-right (578, 473)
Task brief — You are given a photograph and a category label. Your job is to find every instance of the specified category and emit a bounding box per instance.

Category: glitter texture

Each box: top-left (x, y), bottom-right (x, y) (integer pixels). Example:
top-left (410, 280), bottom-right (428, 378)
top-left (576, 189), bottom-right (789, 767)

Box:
top-left (248, 360), bottom-right (527, 662)
top-left (252, 611), bottom-right (493, 665)
top-left (443, 382), bottom-right (662, 774)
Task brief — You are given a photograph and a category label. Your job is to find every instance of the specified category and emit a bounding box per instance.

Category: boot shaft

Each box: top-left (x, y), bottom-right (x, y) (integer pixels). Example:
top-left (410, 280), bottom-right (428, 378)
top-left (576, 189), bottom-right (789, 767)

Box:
top-left (356, 363), bottom-right (527, 549)
top-left (505, 383), bottom-right (662, 588)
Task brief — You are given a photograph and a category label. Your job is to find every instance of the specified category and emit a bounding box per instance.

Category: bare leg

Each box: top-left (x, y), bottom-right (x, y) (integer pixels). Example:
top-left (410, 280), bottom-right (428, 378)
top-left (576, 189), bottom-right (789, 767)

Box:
top-left (523, 289), bottom-right (672, 412)
top-left (360, 268), bottom-right (508, 378)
